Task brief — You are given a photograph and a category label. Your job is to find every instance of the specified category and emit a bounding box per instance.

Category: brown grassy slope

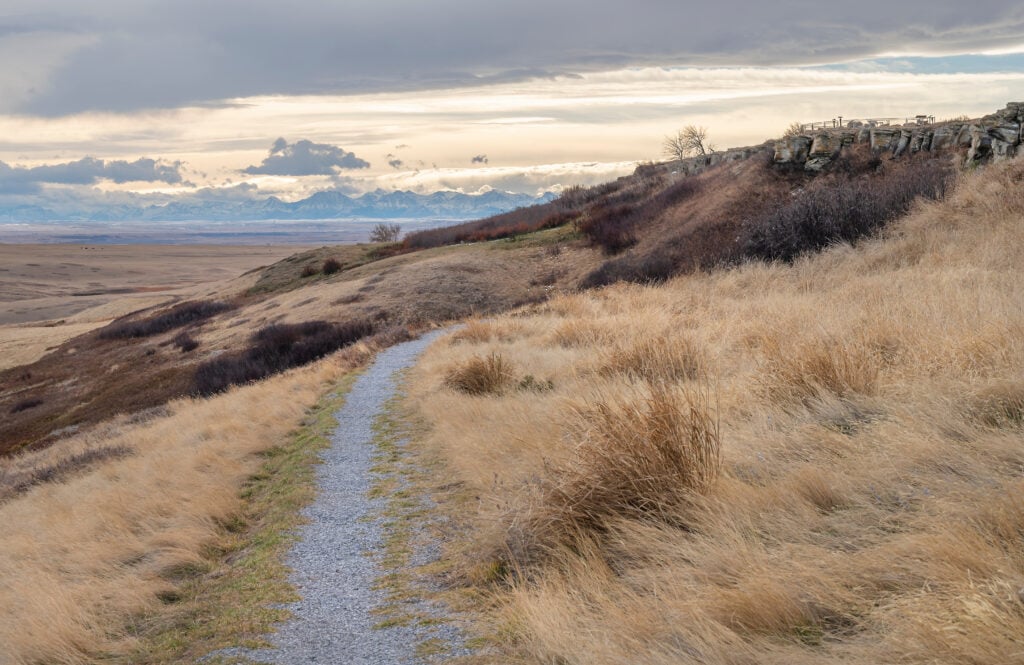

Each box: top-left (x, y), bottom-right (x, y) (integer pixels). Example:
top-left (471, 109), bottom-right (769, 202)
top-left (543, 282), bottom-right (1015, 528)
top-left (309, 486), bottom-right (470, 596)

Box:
top-left (404, 158), bottom-right (1024, 664)
top-left (0, 229), bottom-right (601, 455)
top-left (0, 347), bottom-right (364, 665)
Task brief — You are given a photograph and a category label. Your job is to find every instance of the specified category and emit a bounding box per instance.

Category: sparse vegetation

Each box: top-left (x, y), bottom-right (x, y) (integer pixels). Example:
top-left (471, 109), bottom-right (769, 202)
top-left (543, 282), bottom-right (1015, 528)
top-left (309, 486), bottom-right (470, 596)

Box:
top-left (99, 300), bottom-right (233, 340)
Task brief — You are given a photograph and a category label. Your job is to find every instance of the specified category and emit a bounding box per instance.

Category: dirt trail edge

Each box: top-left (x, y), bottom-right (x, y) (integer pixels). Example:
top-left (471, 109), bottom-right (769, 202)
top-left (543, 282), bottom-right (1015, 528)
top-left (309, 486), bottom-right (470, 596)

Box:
top-left (213, 328), bottom-right (464, 664)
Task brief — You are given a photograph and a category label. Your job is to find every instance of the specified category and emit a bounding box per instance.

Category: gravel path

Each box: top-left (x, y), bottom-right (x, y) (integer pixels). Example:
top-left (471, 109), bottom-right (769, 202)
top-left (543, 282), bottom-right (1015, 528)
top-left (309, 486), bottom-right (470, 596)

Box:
top-left (214, 329), bottom-right (458, 664)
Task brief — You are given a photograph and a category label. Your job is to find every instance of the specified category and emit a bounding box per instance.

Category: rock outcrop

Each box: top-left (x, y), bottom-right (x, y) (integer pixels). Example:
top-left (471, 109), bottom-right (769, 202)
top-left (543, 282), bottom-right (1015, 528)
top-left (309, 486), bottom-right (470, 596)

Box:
top-left (771, 102), bottom-right (1023, 171)
top-left (656, 102), bottom-right (1024, 180)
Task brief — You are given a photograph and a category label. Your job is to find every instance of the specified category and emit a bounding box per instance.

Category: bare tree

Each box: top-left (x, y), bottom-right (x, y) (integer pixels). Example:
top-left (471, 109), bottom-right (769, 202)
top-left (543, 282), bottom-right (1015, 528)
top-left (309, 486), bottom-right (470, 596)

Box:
top-left (782, 121), bottom-right (804, 138)
top-left (663, 125), bottom-right (715, 161)
top-left (369, 222), bottom-right (401, 243)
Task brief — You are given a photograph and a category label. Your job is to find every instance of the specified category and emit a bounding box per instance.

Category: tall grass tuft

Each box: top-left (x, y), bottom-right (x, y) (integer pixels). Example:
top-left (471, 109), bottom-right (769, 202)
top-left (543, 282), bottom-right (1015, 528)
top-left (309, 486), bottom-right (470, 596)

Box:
top-left (443, 352), bottom-right (515, 396)
top-left (757, 333), bottom-right (879, 403)
top-left (508, 384), bottom-right (720, 565)
top-left (598, 336), bottom-right (703, 383)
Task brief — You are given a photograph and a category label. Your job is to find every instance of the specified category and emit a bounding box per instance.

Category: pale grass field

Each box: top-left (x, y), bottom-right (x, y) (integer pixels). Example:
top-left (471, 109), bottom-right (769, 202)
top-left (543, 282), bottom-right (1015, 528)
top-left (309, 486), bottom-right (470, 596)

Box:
top-left (0, 342), bottom-right (374, 664)
top-left (406, 160), bottom-right (1024, 663)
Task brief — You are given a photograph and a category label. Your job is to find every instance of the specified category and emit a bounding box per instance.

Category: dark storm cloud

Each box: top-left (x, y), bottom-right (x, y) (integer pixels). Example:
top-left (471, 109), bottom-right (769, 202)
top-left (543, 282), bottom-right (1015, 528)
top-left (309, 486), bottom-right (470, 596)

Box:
top-left (5, 0), bottom-right (1024, 114)
top-left (471, 154), bottom-right (489, 164)
top-left (0, 157), bottom-right (183, 194)
top-left (242, 139), bottom-right (370, 176)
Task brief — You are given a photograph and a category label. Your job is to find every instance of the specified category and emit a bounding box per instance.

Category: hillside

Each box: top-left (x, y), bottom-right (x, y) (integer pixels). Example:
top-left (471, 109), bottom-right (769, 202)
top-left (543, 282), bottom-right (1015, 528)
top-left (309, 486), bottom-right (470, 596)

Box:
top-left (405, 152), bottom-right (1024, 664)
top-left (0, 103), bottom-right (1020, 663)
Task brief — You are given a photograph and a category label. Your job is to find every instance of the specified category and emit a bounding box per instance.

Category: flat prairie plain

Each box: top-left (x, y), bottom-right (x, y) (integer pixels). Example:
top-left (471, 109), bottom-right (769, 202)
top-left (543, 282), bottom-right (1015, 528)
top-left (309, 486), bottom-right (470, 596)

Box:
top-left (0, 243), bottom-right (310, 369)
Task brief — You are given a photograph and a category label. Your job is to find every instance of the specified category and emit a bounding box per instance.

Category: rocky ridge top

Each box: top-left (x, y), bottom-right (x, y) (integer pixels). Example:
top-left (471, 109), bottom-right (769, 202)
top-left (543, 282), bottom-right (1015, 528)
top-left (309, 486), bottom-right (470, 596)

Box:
top-left (665, 102), bottom-right (1024, 175)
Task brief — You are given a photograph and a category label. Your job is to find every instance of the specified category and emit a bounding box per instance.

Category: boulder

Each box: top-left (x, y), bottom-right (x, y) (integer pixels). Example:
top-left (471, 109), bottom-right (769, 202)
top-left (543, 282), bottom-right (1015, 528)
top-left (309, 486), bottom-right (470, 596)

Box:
top-left (893, 129), bottom-right (913, 157)
top-left (870, 128), bottom-right (898, 152)
top-left (955, 123), bottom-right (974, 146)
top-left (911, 130), bottom-right (932, 153)
top-left (967, 126), bottom-right (992, 162)
top-left (773, 135), bottom-right (812, 164)
top-left (988, 122), bottom-right (1021, 145)
top-left (931, 124), bottom-right (962, 151)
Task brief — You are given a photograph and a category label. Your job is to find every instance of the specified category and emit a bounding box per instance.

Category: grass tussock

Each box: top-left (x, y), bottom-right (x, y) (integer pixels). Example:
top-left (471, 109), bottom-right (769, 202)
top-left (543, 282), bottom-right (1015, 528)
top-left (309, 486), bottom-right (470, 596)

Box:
top-left (598, 336), bottom-right (703, 383)
top-left (443, 352), bottom-right (515, 396)
top-left (757, 332), bottom-right (880, 403)
top-left (508, 384), bottom-right (720, 563)
top-left (404, 158), bottom-right (1024, 663)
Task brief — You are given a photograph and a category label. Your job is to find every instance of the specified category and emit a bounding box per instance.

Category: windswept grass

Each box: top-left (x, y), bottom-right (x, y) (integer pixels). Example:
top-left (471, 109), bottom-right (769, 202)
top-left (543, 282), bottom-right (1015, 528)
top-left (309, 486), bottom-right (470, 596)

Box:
top-left (0, 348), bottom-right (368, 664)
top-left (404, 158), bottom-right (1024, 663)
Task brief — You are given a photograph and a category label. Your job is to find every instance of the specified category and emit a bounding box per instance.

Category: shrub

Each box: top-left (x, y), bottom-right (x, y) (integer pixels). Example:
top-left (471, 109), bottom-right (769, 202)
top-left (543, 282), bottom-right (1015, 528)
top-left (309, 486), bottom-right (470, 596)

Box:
top-left (299, 264), bottom-right (319, 278)
top-left (403, 204), bottom-right (577, 249)
top-left (580, 250), bottom-right (677, 287)
top-left (369, 222), bottom-right (402, 243)
top-left (193, 319), bottom-right (375, 395)
top-left (576, 177), bottom-right (702, 254)
top-left (172, 332), bottom-right (199, 352)
top-left (743, 156), bottom-right (954, 262)
top-left (443, 353), bottom-right (515, 395)
top-left (322, 258), bottom-right (343, 275)
top-left (99, 300), bottom-right (233, 340)
top-left (10, 398), bottom-right (43, 414)
top-left (507, 384), bottom-right (720, 564)
top-left (517, 375), bottom-right (554, 393)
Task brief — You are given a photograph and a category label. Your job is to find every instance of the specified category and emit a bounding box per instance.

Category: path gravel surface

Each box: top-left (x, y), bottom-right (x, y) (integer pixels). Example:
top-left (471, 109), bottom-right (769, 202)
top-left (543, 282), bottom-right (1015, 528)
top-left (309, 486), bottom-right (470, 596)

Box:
top-left (214, 328), bottom-right (460, 664)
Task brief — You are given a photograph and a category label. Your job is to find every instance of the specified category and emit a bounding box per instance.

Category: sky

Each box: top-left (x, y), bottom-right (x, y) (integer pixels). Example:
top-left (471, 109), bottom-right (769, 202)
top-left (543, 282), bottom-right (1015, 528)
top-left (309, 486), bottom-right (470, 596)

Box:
top-left (2, 1), bottom-right (1024, 208)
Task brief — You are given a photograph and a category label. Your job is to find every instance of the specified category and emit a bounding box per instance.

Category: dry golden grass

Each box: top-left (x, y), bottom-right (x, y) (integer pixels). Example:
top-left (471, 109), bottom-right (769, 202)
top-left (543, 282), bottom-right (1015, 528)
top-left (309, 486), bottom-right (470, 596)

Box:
top-left (443, 352), bottom-right (516, 396)
top-left (0, 343), bottom-right (369, 664)
top-left (405, 159), bottom-right (1024, 663)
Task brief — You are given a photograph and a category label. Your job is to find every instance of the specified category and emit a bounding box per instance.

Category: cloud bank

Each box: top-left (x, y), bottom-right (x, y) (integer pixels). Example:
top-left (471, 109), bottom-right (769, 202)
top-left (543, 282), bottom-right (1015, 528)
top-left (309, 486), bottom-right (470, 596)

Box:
top-left (4, 1), bottom-right (1024, 114)
top-left (0, 157), bottom-right (183, 194)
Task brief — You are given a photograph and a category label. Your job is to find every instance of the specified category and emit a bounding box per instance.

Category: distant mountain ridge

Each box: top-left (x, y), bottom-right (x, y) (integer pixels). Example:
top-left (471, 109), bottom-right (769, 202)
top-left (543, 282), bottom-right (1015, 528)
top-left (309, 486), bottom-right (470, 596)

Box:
top-left (0, 188), bottom-right (556, 222)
